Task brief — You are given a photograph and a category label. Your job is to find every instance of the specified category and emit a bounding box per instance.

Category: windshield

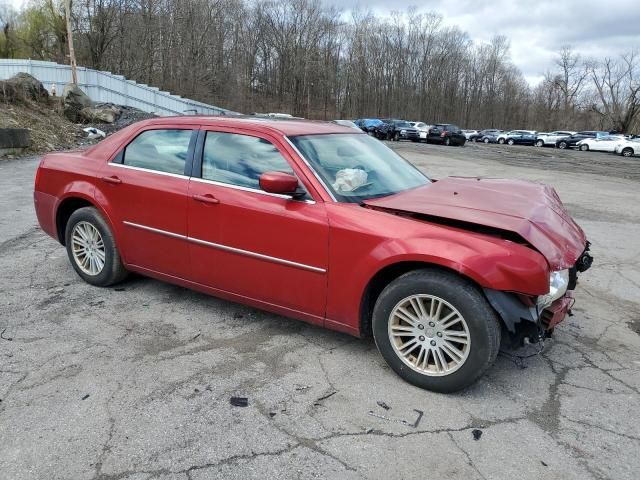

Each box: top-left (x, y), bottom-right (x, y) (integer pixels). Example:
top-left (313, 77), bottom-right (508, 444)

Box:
top-left (289, 133), bottom-right (430, 203)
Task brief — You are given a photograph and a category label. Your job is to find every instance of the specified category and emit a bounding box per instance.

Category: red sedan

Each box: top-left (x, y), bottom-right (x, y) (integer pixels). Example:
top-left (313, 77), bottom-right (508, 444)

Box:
top-left (33, 116), bottom-right (592, 392)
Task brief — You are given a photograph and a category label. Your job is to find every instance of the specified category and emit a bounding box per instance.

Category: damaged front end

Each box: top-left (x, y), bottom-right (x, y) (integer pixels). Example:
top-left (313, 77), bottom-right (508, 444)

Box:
top-left (485, 244), bottom-right (594, 346)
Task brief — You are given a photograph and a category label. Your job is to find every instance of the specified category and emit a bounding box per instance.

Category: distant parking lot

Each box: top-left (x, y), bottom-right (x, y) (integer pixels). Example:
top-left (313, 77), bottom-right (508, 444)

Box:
top-left (1, 143), bottom-right (639, 480)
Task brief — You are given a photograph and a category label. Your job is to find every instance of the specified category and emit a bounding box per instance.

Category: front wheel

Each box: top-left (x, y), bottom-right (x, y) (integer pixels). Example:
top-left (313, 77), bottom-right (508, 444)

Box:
top-left (507, 139), bottom-right (515, 145)
top-left (483, 138), bottom-right (489, 144)
top-left (372, 269), bottom-right (501, 393)
top-left (65, 207), bottom-right (128, 287)
top-left (444, 137), bottom-right (451, 146)
top-left (535, 139), bottom-right (544, 147)
top-left (393, 132), bottom-right (400, 142)
top-left (498, 138), bottom-right (505, 144)
top-left (558, 141), bottom-right (568, 149)
top-left (622, 147), bottom-right (634, 157)
top-left (580, 144), bottom-right (589, 151)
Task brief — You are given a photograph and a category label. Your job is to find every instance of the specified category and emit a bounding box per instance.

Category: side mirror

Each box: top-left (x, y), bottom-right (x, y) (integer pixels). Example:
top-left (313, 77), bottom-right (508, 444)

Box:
top-left (259, 171), bottom-right (301, 198)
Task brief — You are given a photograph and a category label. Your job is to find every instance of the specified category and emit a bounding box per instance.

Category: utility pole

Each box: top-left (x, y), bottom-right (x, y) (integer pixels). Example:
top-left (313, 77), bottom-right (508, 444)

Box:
top-left (65, 0), bottom-right (77, 85)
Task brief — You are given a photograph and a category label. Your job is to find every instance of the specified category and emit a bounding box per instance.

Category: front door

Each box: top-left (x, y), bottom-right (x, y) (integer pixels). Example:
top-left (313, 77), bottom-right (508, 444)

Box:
top-left (187, 129), bottom-right (329, 321)
top-left (97, 127), bottom-right (196, 279)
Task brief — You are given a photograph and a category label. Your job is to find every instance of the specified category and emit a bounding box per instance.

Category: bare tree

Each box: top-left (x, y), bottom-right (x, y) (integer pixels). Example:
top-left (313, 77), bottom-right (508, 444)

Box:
top-left (590, 52), bottom-right (640, 133)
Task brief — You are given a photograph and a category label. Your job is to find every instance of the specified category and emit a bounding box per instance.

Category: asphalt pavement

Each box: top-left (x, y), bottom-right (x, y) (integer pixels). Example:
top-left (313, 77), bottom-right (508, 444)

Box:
top-left (1, 144), bottom-right (639, 480)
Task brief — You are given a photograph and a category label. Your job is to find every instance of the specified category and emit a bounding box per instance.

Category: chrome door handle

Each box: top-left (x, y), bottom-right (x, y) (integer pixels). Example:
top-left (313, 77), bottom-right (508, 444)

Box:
top-left (192, 194), bottom-right (220, 205)
top-left (101, 176), bottom-right (122, 184)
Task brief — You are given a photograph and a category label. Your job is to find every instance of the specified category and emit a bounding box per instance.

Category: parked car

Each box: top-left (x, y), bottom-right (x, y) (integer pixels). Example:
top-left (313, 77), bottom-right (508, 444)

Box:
top-left (332, 120), bottom-right (361, 130)
top-left (503, 130), bottom-right (537, 146)
top-left (462, 129), bottom-right (478, 140)
top-left (410, 122), bottom-right (431, 141)
top-left (495, 130), bottom-right (535, 145)
top-left (576, 135), bottom-right (626, 152)
top-left (426, 124), bottom-right (467, 146)
top-left (479, 130), bottom-right (506, 143)
top-left (33, 116), bottom-right (592, 393)
top-left (534, 131), bottom-right (576, 147)
top-left (355, 118), bottom-right (383, 134)
top-left (376, 119), bottom-right (420, 142)
top-left (468, 129), bottom-right (501, 142)
top-left (614, 138), bottom-right (640, 157)
top-left (555, 131), bottom-right (609, 149)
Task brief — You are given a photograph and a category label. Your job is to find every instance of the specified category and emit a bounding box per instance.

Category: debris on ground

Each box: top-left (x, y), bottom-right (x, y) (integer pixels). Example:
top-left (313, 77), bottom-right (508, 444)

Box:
top-left (0, 328), bottom-right (13, 341)
top-left (81, 394), bottom-right (90, 400)
top-left (83, 127), bottom-right (106, 139)
top-left (1, 72), bottom-right (156, 156)
top-left (230, 396), bottom-right (249, 407)
top-left (472, 429), bottom-right (483, 440)
top-left (376, 401), bottom-right (391, 410)
top-left (313, 391), bottom-right (337, 405)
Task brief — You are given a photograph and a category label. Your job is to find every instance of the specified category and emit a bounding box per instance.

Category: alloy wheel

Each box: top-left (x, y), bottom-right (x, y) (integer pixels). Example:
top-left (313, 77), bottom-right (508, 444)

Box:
top-left (71, 221), bottom-right (106, 276)
top-left (388, 294), bottom-right (471, 376)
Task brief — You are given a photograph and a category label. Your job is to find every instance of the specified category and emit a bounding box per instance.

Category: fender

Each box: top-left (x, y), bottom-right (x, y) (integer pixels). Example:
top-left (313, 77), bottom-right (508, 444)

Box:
top-left (324, 203), bottom-right (549, 333)
top-left (55, 187), bottom-right (121, 257)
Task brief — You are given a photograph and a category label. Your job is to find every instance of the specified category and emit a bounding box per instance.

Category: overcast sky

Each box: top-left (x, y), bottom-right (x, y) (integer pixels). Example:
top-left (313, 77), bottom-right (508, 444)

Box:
top-left (6, 0), bottom-right (640, 85)
top-left (328, 0), bottom-right (640, 84)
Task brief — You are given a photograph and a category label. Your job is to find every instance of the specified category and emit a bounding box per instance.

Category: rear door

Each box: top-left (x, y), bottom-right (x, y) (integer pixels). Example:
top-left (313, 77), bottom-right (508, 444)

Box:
top-left (187, 128), bottom-right (329, 321)
top-left (97, 127), bottom-right (197, 279)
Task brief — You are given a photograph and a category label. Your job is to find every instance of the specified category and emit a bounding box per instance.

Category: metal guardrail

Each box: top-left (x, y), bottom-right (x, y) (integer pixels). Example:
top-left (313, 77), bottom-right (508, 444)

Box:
top-left (0, 59), bottom-right (231, 116)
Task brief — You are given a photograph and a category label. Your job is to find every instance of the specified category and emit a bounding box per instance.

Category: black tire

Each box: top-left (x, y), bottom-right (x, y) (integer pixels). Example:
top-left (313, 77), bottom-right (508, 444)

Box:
top-left (535, 139), bottom-right (544, 147)
top-left (483, 138), bottom-right (489, 144)
top-left (622, 147), bottom-right (634, 157)
top-left (393, 132), bottom-right (400, 142)
top-left (444, 137), bottom-right (451, 146)
top-left (497, 138), bottom-right (505, 144)
top-left (372, 269), bottom-right (501, 393)
top-left (507, 139), bottom-right (515, 145)
top-left (65, 206), bottom-right (128, 287)
top-left (579, 144), bottom-right (589, 151)
top-left (558, 141), bottom-right (568, 149)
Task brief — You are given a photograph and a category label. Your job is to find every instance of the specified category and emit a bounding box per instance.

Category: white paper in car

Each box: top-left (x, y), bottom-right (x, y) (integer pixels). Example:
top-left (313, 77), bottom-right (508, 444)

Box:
top-left (333, 169), bottom-right (368, 192)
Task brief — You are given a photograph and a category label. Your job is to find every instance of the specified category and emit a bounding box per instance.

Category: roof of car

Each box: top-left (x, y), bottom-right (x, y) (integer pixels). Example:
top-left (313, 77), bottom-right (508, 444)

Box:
top-left (132, 115), bottom-right (360, 136)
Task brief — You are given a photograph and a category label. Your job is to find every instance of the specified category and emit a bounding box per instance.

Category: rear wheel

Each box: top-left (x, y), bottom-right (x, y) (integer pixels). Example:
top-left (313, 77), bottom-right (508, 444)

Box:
top-left (444, 137), bottom-right (451, 146)
top-left (372, 269), bottom-right (501, 393)
top-left (535, 139), bottom-right (544, 147)
top-left (507, 139), bottom-right (515, 145)
top-left (393, 132), bottom-right (400, 141)
top-left (580, 144), bottom-right (589, 151)
top-left (558, 141), bottom-right (568, 149)
top-left (65, 207), bottom-right (128, 287)
top-left (483, 138), bottom-right (489, 144)
top-left (497, 138), bottom-right (505, 144)
top-left (622, 147), bottom-right (634, 157)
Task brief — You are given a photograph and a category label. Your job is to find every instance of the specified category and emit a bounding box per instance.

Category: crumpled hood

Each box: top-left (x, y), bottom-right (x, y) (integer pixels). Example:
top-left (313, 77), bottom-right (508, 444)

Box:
top-left (364, 177), bottom-right (587, 270)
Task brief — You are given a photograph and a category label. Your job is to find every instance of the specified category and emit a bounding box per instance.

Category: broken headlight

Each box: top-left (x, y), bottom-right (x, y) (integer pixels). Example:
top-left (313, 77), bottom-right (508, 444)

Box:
top-left (537, 269), bottom-right (570, 309)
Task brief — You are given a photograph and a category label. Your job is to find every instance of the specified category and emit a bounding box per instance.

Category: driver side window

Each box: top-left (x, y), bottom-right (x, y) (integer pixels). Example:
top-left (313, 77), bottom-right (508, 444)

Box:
top-left (202, 132), bottom-right (294, 190)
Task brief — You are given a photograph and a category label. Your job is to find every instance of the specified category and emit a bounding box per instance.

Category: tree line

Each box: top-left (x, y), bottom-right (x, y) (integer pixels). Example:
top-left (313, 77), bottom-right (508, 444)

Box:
top-left (1, 0), bottom-right (639, 133)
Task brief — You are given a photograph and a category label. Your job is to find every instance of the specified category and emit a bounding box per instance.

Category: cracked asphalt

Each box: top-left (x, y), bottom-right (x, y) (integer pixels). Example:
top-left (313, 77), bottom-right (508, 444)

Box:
top-left (1, 142), bottom-right (639, 480)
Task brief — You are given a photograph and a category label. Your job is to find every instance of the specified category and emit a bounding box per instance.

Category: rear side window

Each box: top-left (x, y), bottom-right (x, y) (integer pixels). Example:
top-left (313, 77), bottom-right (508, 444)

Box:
top-left (202, 132), bottom-right (294, 189)
top-left (123, 129), bottom-right (192, 175)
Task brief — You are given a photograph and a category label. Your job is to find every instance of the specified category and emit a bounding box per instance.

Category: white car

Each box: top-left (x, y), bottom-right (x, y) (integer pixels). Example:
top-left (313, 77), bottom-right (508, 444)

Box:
top-left (576, 135), bottom-right (626, 152)
top-left (410, 122), bottom-right (431, 140)
top-left (614, 138), bottom-right (640, 157)
top-left (462, 129), bottom-right (478, 140)
top-left (534, 131), bottom-right (576, 147)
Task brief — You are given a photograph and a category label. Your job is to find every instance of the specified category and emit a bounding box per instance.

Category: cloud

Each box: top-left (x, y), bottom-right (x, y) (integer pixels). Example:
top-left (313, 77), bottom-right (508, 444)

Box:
top-left (324, 0), bottom-right (640, 85)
